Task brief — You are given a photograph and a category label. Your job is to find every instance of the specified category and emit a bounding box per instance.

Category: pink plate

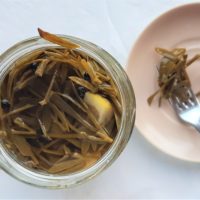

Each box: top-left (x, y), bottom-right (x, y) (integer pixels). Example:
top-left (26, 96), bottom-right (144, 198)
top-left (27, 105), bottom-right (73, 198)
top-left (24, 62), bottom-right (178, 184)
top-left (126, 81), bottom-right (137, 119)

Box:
top-left (127, 3), bottom-right (200, 162)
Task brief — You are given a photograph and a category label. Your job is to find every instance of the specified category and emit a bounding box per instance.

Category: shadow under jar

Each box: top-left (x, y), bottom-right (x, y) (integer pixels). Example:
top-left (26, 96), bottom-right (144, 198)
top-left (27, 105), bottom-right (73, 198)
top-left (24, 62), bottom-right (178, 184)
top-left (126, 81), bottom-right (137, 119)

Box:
top-left (0, 35), bottom-right (135, 188)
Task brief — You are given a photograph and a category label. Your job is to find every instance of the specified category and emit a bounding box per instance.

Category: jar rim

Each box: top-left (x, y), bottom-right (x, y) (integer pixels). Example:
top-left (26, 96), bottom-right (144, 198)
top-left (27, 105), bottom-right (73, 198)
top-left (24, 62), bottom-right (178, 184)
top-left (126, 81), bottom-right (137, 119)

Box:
top-left (0, 36), bottom-right (136, 188)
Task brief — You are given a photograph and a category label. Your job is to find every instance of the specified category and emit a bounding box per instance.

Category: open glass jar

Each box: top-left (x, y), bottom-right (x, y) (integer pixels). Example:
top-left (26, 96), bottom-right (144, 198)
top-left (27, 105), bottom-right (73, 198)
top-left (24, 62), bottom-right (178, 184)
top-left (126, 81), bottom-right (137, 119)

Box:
top-left (0, 36), bottom-right (135, 188)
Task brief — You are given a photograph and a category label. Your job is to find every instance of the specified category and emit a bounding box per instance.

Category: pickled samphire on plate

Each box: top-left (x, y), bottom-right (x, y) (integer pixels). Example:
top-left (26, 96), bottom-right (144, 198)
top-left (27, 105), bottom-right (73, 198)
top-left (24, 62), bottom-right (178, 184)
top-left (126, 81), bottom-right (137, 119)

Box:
top-left (148, 47), bottom-right (200, 106)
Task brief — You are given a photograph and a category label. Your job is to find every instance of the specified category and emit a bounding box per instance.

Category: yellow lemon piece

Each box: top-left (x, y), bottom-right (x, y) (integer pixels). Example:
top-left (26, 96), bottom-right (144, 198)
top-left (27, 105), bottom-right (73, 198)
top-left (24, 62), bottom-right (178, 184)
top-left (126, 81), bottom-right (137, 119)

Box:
top-left (84, 92), bottom-right (113, 125)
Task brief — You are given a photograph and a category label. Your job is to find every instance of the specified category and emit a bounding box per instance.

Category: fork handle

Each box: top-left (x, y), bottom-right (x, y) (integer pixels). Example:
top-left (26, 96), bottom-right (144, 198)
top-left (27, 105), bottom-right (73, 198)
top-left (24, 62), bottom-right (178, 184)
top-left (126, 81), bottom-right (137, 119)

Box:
top-left (195, 124), bottom-right (200, 133)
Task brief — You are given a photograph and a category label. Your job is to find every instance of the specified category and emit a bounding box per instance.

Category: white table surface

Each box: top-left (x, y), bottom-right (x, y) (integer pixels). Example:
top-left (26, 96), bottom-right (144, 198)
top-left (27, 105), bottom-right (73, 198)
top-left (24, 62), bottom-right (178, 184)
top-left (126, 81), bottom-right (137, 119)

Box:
top-left (0, 0), bottom-right (200, 199)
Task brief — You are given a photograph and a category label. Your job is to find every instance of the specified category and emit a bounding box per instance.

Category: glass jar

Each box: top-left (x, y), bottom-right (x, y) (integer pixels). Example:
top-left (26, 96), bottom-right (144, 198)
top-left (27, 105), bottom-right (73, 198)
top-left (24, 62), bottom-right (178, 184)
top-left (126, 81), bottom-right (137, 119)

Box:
top-left (0, 36), bottom-right (136, 188)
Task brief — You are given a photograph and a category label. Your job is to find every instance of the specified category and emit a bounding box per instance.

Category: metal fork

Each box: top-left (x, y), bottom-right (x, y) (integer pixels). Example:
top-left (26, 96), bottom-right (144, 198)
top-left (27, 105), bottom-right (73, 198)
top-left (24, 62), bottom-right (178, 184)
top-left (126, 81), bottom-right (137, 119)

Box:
top-left (169, 88), bottom-right (200, 132)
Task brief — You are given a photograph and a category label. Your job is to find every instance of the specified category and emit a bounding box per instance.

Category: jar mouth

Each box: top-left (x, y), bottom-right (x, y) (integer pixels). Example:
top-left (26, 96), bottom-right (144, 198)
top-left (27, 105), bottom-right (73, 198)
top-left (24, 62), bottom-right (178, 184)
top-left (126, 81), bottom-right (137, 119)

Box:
top-left (0, 36), bottom-right (136, 188)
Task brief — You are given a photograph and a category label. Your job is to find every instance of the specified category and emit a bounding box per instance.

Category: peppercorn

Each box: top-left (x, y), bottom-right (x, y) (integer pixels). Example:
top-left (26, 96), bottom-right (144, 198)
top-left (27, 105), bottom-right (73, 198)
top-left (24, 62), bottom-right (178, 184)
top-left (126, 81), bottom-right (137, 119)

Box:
top-left (1, 99), bottom-right (10, 112)
top-left (77, 86), bottom-right (87, 98)
top-left (29, 62), bottom-right (39, 72)
top-left (83, 73), bottom-right (91, 82)
top-left (26, 138), bottom-right (41, 148)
